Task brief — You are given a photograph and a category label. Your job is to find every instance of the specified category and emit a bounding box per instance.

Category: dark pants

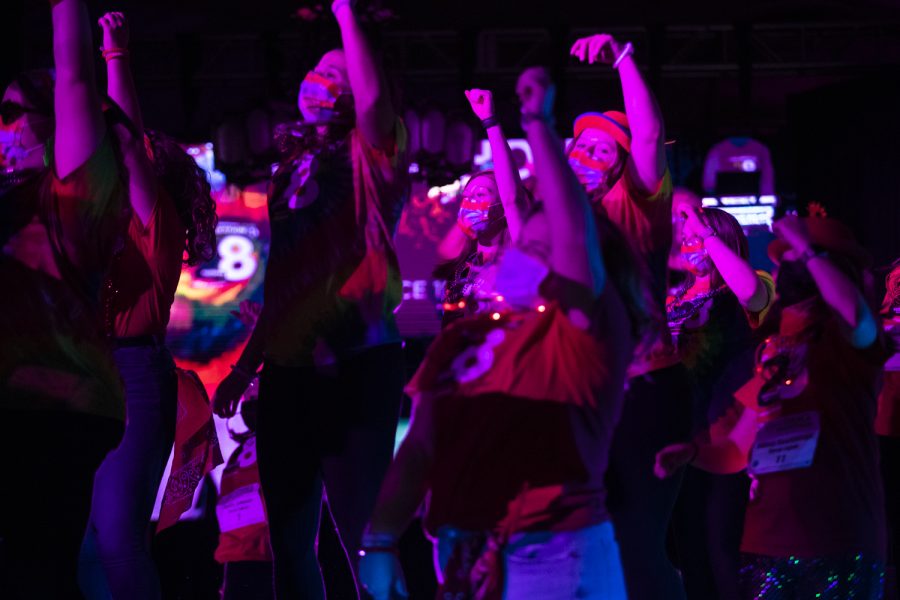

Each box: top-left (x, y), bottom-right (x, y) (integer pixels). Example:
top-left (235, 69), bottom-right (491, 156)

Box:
top-left (0, 410), bottom-right (122, 600)
top-left (256, 343), bottom-right (404, 600)
top-left (672, 467), bottom-right (750, 600)
top-left (79, 344), bottom-right (178, 600)
top-left (222, 561), bottom-right (275, 600)
top-left (882, 435), bottom-right (900, 600)
top-left (606, 364), bottom-right (692, 600)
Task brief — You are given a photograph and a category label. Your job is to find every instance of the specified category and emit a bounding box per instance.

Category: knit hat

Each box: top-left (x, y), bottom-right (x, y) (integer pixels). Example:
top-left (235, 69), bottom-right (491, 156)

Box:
top-left (572, 111), bottom-right (631, 153)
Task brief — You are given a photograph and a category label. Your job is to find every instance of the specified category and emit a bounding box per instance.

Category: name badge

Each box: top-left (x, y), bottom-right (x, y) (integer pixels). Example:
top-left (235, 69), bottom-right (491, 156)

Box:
top-left (216, 483), bottom-right (267, 532)
top-left (749, 410), bottom-right (820, 475)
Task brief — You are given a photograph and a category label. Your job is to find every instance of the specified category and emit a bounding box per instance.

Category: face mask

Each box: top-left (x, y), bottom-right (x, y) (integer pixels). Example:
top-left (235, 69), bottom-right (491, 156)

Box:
top-left (457, 186), bottom-right (504, 242)
top-left (0, 121), bottom-right (44, 173)
top-left (776, 259), bottom-right (819, 307)
top-left (680, 237), bottom-right (712, 276)
top-left (298, 72), bottom-right (350, 124)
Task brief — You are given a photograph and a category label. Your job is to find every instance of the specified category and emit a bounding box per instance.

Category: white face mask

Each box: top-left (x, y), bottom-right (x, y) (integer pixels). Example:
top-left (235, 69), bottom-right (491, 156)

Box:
top-left (494, 247), bottom-right (549, 307)
top-left (0, 121), bottom-right (44, 172)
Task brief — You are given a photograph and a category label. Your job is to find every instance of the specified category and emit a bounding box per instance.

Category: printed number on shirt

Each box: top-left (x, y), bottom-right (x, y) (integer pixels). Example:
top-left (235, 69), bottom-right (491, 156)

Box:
top-left (451, 328), bottom-right (506, 384)
top-left (218, 234), bottom-right (257, 282)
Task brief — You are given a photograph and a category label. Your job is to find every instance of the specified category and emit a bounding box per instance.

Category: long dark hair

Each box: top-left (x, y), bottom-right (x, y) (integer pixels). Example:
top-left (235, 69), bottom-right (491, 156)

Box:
top-left (146, 130), bottom-right (217, 266)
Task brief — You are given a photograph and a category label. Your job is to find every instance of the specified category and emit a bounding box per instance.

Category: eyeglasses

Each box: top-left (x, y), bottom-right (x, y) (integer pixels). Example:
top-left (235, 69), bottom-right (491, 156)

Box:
top-left (0, 100), bottom-right (45, 126)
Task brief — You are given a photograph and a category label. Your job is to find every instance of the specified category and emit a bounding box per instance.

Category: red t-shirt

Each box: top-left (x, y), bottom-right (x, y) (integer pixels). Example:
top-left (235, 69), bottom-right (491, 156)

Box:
top-left (264, 120), bottom-right (409, 366)
top-left (408, 274), bottom-right (634, 536)
top-left (109, 190), bottom-right (185, 337)
top-left (597, 168), bottom-right (678, 376)
top-left (738, 305), bottom-right (888, 560)
top-left (0, 137), bottom-right (126, 419)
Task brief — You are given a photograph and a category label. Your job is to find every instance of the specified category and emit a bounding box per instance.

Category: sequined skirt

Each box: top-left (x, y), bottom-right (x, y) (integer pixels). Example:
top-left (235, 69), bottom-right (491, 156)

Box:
top-left (739, 552), bottom-right (884, 599)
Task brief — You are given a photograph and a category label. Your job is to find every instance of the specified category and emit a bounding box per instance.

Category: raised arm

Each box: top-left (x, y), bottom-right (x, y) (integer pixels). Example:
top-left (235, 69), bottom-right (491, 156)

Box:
top-left (773, 215), bottom-right (877, 348)
top-left (465, 89), bottom-right (526, 242)
top-left (516, 67), bottom-right (605, 295)
top-left (682, 204), bottom-right (768, 311)
top-left (332, 0), bottom-right (394, 149)
top-left (99, 11), bottom-right (157, 225)
top-left (570, 34), bottom-right (666, 193)
top-left (99, 12), bottom-right (143, 133)
top-left (52, 0), bottom-right (106, 179)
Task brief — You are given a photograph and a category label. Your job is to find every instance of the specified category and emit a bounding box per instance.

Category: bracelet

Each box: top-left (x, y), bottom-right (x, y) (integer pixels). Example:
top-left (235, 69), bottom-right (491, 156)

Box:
top-left (612, 42), bottom-right (634, 69)
top-left (359, 530), bottom-right (399, 556)
top-left (700, 228), bottom-right (717, 241)
top-left (359, 546), bottom-right (400, 557)
top-left (101, 47), bottom-right (129, 56)
top-left (230, 364), bottom-right (256, 380)
top-left (104, 53), bottom-right (129, 62)
top-left (481, 116), bottom-right (500, 130)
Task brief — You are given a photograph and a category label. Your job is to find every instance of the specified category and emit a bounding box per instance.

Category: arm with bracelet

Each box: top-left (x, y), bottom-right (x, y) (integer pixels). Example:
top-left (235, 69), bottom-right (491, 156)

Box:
top-left (570, 33), bottom-right (666, 194)
top-left (464, 88), bottom-right (526, 242)
top-left (98, 11), bottom-right (158, 226)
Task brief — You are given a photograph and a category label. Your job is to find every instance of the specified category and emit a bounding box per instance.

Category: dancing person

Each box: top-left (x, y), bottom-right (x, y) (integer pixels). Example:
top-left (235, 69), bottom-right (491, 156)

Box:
top-left (879, 260), bottom-right (900, 599)
top-left (569, 32), bottom-right (691, 600)
top-left (666, 204), bottom-right (774, 599)
top-left (656, 214), bottom-right (887, 600)
top-left (357, 66), bottom-right (658, 600)
top-left (211, 1), bottom-right (409, 597)
top-left (0, 0), bottom-right (130, 596)
top-left (439, 88), bottom-right (529, 326)
top-left (77, 12), bottom-right (218, 600)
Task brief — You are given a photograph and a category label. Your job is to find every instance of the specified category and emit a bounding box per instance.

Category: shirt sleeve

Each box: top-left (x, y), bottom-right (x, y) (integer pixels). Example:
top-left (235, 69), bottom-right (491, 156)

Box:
top-left (747, 270), bottom-right (776, 328)
top-left (50, 135), bottom-right (124, 275)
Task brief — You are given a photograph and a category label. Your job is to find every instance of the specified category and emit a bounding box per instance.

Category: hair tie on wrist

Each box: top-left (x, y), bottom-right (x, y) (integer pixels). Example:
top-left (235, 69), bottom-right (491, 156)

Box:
top-left (481, 116), bottom-right (500, 130)
top-left (612, 42), bottom-right (634, 69)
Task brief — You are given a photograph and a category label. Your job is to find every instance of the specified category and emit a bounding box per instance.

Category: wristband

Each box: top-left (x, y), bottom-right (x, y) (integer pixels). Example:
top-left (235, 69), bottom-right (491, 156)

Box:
top-left (612, 42), bottom-right (634, 69)
top-left (699, 228), bottom-right (717, 241)
top-left (102, 47), bottom-right (130, 62)
top-left (798, 247), bottom-right (828, 265)
top-left (359, 529), bottom-right (399, 556)
top-left (481, 116), bottom-right (500, 130)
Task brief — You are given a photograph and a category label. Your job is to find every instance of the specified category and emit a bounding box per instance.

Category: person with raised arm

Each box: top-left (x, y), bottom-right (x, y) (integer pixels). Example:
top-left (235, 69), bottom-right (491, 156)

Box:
top-left (77, 12), bottom-right (218, 600)
top-left (211, 0), bottom-right (409, 596)
top-left (666, 203), bottom-right (774, 598)
top-left (357, 66), bottom-right (657, 600)
top-left (0, 0), bottom-right (130, 596)
top-left (655, 214), bottom-right (888, 599)
top-left (438, 87), bottom-right (531, 326)
top-left (568, 32), bottom-right (691, 600)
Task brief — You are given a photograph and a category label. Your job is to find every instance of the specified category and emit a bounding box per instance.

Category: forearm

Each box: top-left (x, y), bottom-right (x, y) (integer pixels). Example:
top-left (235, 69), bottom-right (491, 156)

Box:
top-left (525, 118), bottom-right (605, 293)
top-left (52, 0), bottom-right (105, 177)
top-left (106, 58), bottom-right (144, 133)
top-left (692, 439), bottom-right (749, 474)
top-left (485, 124), bottom-right (525, 241)
top-left (234, 308), bottom-right (269, 373)
top-left (705, 236), bottom-right (767, 310)
top-left (616, 54), bottom-right (666, 188)
top-left (367, 440), bottom-right (430, 536)
top-left (807, 254), bottom-right (876, 345)
top-left (333, 3), bottom-right (393, 144)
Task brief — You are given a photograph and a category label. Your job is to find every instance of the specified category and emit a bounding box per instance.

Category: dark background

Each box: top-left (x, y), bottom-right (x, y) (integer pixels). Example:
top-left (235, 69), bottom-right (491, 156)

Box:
top-left (3, 1), bottom-right (900, 260)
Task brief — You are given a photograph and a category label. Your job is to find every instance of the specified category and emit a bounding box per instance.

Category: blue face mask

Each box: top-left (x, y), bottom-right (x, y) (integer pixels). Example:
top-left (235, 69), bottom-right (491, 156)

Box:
top-left (457, 182), bottom-right (504, 241)
top-left (298, 72), bottom-right (350, 124)
top-left (567, 148), bottom-right (614, 193)
top-left (0, 121), bottom-right (44, 173)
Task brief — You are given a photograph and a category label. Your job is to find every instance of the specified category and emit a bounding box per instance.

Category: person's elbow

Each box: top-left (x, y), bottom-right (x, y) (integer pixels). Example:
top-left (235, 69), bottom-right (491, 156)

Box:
top-left (850, 300), bottom-right (878, 349)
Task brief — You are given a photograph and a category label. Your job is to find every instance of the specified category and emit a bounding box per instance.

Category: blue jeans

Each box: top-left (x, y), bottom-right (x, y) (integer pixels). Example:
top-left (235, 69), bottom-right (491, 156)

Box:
top-left (437, 522), bottom-right (627, 600)
top-left (79, 343), bottom-right (178, 600)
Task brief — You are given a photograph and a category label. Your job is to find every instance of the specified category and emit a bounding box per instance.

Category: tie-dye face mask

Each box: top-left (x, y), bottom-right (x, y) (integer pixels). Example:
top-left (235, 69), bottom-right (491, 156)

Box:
top-left (567, 148), bottom-right (614, 193)
top-left (0, 120), bottom-right (44, 173)
top-left (680, 236), bottom-right (713, 276)
top-left (457, 182), bottom-right (504, 241)
top-left (298, 72), bottom-right (351, 124)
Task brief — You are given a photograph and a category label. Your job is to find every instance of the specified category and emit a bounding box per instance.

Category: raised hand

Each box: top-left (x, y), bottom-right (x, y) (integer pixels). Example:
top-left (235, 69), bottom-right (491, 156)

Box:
top-left (515, 67), bottom-right (555, 120)
top-left (773, 214), bottom-right (813, 254)
top-left (679, 204), bottom-right (715, 240)
top-left (569, 33), bottom-right (620, 65)
top-left (359, 549), bottom-right (409, 600)
top-left (464, 89), bottom-right (495, 121)
top-left (98, 11), bottom-right (129, 51)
